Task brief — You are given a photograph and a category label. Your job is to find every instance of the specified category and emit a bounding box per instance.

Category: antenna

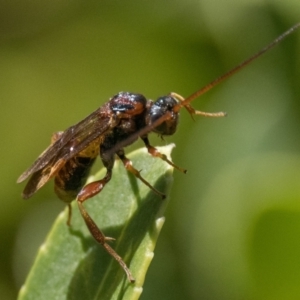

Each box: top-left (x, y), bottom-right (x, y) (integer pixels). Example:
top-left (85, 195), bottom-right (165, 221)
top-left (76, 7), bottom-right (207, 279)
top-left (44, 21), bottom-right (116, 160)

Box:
top-left (174, 23), bottom-right (300, 112)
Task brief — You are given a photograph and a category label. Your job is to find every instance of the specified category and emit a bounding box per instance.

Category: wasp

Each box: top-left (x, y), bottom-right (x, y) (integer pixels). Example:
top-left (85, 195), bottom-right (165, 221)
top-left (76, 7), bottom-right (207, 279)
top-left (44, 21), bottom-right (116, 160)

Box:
top-left (17, 24), bottom-right (299, 283)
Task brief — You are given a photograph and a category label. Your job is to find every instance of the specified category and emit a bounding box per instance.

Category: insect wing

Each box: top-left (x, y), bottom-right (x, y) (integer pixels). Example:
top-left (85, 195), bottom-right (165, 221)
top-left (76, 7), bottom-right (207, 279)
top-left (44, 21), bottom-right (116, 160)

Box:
top-left (21, 157), bottom-right (64, 199)
top-left (17, 107), bottom-right (111, 184)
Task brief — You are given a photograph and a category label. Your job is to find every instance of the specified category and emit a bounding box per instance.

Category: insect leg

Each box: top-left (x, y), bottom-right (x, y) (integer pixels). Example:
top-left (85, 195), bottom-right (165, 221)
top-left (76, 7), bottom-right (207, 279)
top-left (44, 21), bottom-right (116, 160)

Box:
top-left (171, 92), bottom-right (227, 118)
top-left (76, 150), bottom-right (135, 283)
top-left (117, 148), bottom-right (166, 199)
top-left (66, 204), bottom-right (72, 226)
top-left (77, 196), bottom-right (135, 283)
top-left (141, 135), bottom-right (187, 173)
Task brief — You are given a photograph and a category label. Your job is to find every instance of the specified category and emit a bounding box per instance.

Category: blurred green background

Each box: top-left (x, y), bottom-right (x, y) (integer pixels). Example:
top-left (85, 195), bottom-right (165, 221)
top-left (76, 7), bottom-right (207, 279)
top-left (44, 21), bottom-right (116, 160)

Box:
top-left (1, 0), bottom-right (300, 299)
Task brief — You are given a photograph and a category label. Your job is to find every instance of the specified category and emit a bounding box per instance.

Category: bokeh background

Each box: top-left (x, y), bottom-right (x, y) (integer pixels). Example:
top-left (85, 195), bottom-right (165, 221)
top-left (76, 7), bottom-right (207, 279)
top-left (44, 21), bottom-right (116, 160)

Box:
top-left (2, 0), bottom-right (300, 299)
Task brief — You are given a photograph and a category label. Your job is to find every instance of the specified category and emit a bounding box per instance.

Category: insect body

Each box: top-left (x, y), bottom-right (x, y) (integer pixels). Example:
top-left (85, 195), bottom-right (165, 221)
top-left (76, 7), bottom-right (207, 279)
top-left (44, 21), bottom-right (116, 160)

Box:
top-left (18, 24), bottom-right (299, 283)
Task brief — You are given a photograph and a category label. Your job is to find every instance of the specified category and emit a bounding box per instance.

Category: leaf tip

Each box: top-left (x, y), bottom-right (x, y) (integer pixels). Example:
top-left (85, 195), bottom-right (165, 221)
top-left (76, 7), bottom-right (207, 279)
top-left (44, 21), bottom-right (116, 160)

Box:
top-left (155, 216), bottom-right (165, 232)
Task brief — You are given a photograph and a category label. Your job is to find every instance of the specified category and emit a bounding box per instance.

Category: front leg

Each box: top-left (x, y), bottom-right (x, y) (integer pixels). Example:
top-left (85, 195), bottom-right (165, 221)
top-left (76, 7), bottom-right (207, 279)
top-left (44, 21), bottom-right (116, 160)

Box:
top-left (117, 148), bottom-right (166, 199)
top-left (141, 135), bottom-right (187, 173)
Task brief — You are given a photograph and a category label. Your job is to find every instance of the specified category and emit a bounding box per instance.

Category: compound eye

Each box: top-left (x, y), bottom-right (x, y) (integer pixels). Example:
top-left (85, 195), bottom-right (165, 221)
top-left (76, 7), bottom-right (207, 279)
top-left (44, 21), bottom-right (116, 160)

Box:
top-left (155, 96), bottom-right (177, 110)
top-left (148, 96), bottom-right (179, 135)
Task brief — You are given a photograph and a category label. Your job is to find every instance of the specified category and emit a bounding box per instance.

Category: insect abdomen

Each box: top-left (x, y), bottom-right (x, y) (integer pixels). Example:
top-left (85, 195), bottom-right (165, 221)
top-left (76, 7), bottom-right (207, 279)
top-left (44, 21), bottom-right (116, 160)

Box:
top-left (54, 156), bottom-right (96, 202)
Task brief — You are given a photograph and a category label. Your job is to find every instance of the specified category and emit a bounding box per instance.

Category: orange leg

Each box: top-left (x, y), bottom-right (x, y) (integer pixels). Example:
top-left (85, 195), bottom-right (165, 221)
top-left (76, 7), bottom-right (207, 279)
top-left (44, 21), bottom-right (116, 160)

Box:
top-left (77, 171), bottom-right (112, 202)
top-left (117, 149), bottom-right (166, 199)
top-left (76, 152), bottom-right (135, 282)
top-left (141, 136), bottom-right (187, 173)
top-left (77, 193), bottom-right (135, 283)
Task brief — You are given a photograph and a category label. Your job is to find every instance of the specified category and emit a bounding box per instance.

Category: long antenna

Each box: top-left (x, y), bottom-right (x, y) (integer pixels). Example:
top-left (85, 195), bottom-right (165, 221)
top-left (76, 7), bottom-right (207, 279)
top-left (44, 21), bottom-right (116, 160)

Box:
top-left (108, 23), bottom-right (300, 155)
top-left (174, 23), bottom-right (300, 112)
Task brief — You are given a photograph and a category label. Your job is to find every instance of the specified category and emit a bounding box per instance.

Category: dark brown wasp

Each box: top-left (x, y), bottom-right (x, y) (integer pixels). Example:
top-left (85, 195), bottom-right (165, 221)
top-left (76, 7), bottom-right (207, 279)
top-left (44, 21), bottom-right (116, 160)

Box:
top-left (17, 24), bottom-right (299, 283)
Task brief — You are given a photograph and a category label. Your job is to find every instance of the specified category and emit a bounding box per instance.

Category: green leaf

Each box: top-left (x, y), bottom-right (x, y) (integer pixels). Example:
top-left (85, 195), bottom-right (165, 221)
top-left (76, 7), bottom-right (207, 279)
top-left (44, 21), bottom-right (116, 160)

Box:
top-left (17, 145), bottom-right (174, 300)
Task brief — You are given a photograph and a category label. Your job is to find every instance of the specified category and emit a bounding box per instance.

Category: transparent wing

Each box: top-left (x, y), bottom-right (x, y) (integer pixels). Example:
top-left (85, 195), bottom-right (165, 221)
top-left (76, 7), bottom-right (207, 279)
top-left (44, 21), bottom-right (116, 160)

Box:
top-left (17, 106), bottom-right (112, 183)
